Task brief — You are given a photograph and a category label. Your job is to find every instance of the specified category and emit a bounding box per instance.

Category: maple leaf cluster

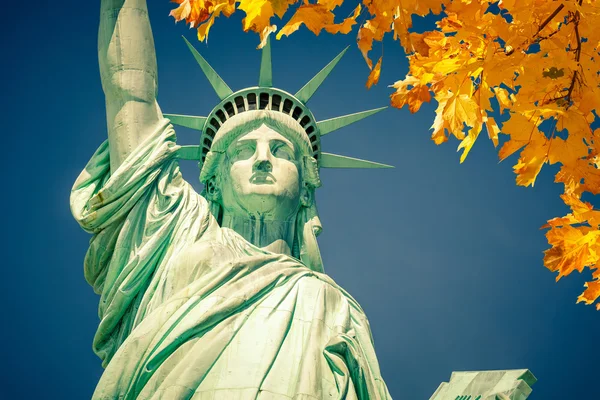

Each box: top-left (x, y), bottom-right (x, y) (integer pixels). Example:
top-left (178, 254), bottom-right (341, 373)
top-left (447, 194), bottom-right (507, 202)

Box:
top-left (169, 0), bottom-right (360, 48)
top-left (170, 0), bottom-right (600, 310)
top-left (390, 0), bottom-right (600, 311)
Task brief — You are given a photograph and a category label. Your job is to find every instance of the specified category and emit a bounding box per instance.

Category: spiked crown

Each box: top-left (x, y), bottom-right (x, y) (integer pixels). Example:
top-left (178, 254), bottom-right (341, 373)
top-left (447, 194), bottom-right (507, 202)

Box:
top-left (166, 37), bottom-right (392, 170)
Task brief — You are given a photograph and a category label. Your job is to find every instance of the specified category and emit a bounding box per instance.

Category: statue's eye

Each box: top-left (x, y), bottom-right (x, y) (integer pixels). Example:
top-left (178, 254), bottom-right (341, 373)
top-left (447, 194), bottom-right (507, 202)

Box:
top-left (271, 142), bottom-right (294, 160)
top-left (231, 142), bottom-right (255, 161)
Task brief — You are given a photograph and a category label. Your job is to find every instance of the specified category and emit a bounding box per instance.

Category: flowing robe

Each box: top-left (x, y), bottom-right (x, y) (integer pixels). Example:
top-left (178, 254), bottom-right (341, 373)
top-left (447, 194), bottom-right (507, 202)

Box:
top-left (71, 121), bottom-right (392, 400)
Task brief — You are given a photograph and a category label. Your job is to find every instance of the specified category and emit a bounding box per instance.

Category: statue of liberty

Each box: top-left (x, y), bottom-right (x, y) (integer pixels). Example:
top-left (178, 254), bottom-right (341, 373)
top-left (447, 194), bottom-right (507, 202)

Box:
top-left (71, 0), bottom-right (395, 398)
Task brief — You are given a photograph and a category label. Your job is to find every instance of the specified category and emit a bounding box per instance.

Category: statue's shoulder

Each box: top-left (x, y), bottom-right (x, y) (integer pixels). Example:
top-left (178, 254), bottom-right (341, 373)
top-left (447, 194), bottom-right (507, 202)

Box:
top-left (295, 270), bottom-right (357, 307)
top-left (301, 270), bottom-right (369, 318)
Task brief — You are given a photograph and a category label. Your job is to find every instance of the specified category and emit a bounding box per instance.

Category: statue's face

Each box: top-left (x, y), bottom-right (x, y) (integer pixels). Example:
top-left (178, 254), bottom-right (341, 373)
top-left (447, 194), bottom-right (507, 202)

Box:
top-left (219, 124), bottom-right (303, 219)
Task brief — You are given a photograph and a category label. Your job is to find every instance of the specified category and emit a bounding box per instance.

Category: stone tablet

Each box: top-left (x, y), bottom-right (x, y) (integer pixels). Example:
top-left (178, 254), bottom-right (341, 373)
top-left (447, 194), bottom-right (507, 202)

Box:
top-left (429, 369), bottom-right (536, 400)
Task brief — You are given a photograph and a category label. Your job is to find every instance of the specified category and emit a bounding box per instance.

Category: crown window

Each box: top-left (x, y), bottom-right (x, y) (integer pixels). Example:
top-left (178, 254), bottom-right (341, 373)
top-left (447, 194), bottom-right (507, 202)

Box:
top-left (215, 109), bottom-right (226, 123)
top-left (259, 93), bottom-right (269, 109)
top-left (271, 94), bottom-right (282, 111)
top-left (292, 106), bottom-right (302, 120)
top-left (300, 116), bottom-right (311, 127)
top-left (282, 99), bottom-right (293, 114)
top-left (235, 96), bottom-right (245, 112)
top-left (247, 93), bottom-right (257, 110)
top-left (224, 102), bottom-right (235, 117)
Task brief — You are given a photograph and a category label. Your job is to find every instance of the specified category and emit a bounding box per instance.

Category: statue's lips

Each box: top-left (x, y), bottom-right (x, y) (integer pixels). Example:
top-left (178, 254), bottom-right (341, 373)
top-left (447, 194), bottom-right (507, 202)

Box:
top-left (250, 173), bottom-right (276, 184)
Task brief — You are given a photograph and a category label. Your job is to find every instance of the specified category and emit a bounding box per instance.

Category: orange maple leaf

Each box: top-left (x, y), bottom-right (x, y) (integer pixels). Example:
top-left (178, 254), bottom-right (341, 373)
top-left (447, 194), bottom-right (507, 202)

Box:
top-left (442, 94), bottom-right (479, 141)
top-left (276, 4), bottom-right (335, 39)
top-left (366, 57), bottom-right (382, 89)
top-left (577, 270), bottom-right (600, 310)
top-left (390, 76), bottom-right (432, 113)
top-left (324, 4), bottom-right (361, 35)
top-left (197, 1), bottom-right (236, 41)
top-left (170, 0), bottom-right (212, 27)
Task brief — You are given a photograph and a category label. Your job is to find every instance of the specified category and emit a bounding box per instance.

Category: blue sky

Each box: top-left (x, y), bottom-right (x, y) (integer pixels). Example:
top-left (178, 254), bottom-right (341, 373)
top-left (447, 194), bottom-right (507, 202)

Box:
top-left (1, 1), bottom-right (598, 398)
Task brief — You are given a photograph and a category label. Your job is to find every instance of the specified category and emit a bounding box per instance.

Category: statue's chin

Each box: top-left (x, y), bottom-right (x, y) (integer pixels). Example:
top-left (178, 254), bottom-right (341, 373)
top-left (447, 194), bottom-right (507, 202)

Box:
top-left (235, 191), bottom-right (299, 218)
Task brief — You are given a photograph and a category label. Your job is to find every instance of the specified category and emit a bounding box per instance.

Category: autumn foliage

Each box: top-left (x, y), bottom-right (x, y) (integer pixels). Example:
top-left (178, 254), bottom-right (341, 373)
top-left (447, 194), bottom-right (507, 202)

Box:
top-left (170, 0), bottom-right (600, 310)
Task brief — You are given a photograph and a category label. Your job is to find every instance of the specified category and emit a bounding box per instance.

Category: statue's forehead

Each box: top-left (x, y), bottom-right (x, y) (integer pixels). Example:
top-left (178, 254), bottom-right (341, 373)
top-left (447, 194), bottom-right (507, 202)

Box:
top-left (235, 124), bottom-right (294, 147)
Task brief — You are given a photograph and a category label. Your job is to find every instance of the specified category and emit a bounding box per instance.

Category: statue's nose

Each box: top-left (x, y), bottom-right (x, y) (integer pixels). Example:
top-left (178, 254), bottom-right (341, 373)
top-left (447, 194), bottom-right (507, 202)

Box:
top-left (254, 159), bottom-right (272, 173)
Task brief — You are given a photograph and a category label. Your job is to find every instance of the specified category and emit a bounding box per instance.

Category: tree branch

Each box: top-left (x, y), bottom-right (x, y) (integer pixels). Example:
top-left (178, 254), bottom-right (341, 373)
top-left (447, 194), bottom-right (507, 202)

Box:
top-left (565, 2), bottom-right (583, 107)
top-left (535, 3), bottom-right (565, 39)
top-left (514, 3), bottom-right (568, 54)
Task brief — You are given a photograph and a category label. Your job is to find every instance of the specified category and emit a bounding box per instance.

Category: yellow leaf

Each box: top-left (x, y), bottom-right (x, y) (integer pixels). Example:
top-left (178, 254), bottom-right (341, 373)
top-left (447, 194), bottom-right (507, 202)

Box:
top-left (366, 57), bottom-right (382, 89)
top-left (392, 11), bottom-right (413, 53)
top-left (557, 110), bottom-right (591, 137)
top-left (437, 12), bottom-right (463, 32)
top-left (430, 91), bottom-right (453, 145)
top-left (543, 240), bottom-right (587, 280)
top-left (498, 113), bottom-right (540, 161)
top-left (556, 159), bottom-right (600, 197)
top-left (356, 18), bottom-right (387, 69)
top-left (544, 226), bottom-right (600, 281)
top-left (170, 0), bottom-right (211, 27)
top-left (357, 26), bottom-right (375, 69)
top-left (317, 0), bottom-right (343, 11)
top-left (494, 87), bottom-right (514, 113)
top-left (578, 278), bottom-right (600, 307)
top-left (271, 0), bottom-right (298, 18)
top-left (485, 116), bottom-right (500, 147)
top-left (442, 94), bottom-right (479, 140)
top-left (547, 134), bottom-right (588, 166)
top-left (257, 24), bottom-right (278, 49)
top-left (238, 0), bottom-right (274, 33)
top-left (170, 0), bottom-right (192, 22)
top-left (457, 122), bottom-right (482, 163)
top-left (197, 1), bottom-right (236, 42)
top-left (390, 77), bottom-right (432, 113)
top-left (513, 133), bottom-right (548, 187)
top-left (276, 4), bottom-right (335, 39)
top-left (324, 4), bottom-right (360, 35)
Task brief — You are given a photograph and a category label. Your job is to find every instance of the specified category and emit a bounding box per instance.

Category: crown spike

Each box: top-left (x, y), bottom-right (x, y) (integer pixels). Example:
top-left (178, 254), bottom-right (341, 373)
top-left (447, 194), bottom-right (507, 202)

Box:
top-left (320, 153), bottom-right (394, 169)
top-left (294, 46), bottom-right (350, 104)
top-left (318, 107), bottom-right (387, 136)
top-left (182, 36), bottom-right (233, 100)
top-left (259, 36), bottom-right (272, 87)
top-left (176, 145), bottom-right (201, 160)
top-left (164, 114), bottom-right (207, 131)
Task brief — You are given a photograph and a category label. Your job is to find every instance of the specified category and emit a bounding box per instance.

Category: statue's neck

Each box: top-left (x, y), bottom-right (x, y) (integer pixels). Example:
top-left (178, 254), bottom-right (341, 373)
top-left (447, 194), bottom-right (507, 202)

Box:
top-left (221, 212), bottom-right (296, 256)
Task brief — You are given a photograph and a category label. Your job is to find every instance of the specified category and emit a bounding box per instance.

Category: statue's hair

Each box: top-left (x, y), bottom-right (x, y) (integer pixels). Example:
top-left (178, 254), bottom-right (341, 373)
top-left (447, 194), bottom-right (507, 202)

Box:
top-left (199, 110), bottom-right (321, 189)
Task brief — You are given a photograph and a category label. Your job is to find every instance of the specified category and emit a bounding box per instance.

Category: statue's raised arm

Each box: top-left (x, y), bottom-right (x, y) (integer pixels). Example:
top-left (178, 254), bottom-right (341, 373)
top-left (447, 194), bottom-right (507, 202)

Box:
top-left (71, 0), bottom-right (220, 369)
top-left (99, 0), bottom-right (162, 172)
